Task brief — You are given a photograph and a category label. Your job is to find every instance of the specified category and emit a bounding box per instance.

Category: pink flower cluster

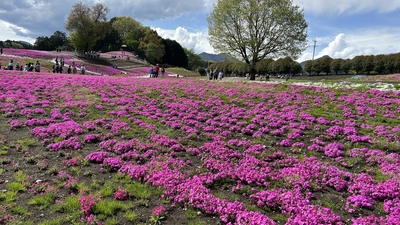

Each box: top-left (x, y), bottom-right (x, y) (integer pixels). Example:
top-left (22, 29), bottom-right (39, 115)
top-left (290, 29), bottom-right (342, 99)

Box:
top-left (114, 186), bottom-right (128, 200)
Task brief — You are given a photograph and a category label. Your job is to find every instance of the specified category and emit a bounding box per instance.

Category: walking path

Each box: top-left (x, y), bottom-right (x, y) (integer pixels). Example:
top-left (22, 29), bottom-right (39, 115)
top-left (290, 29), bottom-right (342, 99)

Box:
top-left (220, 76), bottom-right (399, 92)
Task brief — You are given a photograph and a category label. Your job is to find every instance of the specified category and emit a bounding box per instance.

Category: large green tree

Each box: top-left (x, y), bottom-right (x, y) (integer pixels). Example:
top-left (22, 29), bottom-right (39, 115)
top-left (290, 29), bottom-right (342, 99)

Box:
top-left (303, 60), bottom-right (314, 75)
top-left (162, 39), bottom-right (188, 68)
top-left (256, 58), bottom-right (274, 74)
top-left (50, 31), bottom-right (69, 50)
top-left (319, 56), bottom-right (333, 75)
top-left (207, 0), bottom-right (308, 80)
top-left (351, 56), bottom-right (364, 74)
top-left (65, 2), bottom-right (110, 52)
top-left (112, 16), bottom-right (143, 44)
top-left (34, 36), bottom-right (52, 51)
top-left (330, 58), bottom-right (344, 75)
top-left (139, 30), bottom-right (165, 64)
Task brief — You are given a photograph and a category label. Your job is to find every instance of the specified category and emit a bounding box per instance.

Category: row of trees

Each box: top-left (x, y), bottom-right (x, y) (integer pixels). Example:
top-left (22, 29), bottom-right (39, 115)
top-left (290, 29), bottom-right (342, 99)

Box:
top-left (207, 56), bottom-right (303, 76)
top-left (207, 51), bottom-right (400, 77)
top-left (304, 53), bottom-right (400, 75)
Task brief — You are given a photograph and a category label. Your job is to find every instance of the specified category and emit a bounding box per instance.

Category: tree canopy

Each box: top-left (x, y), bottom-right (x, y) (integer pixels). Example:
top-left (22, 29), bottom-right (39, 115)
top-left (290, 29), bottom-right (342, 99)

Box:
top-left (162, 39), bottom-right (188, 68)
top-left (65, 2), bottom-right (110, 52)
top-left (111, 16), bottom-right (143, 44)
top-left (138, 30), bottom-right (165, 65)
top-left (207, 0), bottom-right (308, 79)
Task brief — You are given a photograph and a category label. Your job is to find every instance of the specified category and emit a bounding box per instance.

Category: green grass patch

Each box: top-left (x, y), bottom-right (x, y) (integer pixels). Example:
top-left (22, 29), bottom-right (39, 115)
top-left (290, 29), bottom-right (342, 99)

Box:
top-left (185, 206), bottom-right (198, 219)
top-left (124, 210), bottom-right (139, 221)
top-left (103, 217), bottom-right (119, 225)
top-left (62, 195), bottom-right (81, 213)
top-left (7, 182), bottom-right (27, 192)
top-left (69, 166), bottom-right (82, 176)
top-left (268, 212), bottom-right (289, 224)
top-left (188, 220), bottom-right (207, 225)
top-left (0, 190), bottom-right (18, 203)
top-left (374, 169), bottom-right (390, 182)
top-left (38, 217), bottom-right (67, 225)
top-left (111, 173), bottom-right (132, 184)
top-left (28, 192), bottom-right (55, 209)
top-left (125, 182), bottom-right (151, 199)
top-left (11, 205), bottom-right (31, 216)
top-left (0, 144), bottom-right (8, 155)
top-left (98, 182), bottom-right (115, 197)
top-left (8, 220), bottom-right (35, 225)
top-left (166, 67), bottom-right (197, 76)
top-left (14, 170), bottom-right (28, 182)
top-left (93, 199), bottom-right (130, 216)
top-left (15, 138), bottom-right (37, 150)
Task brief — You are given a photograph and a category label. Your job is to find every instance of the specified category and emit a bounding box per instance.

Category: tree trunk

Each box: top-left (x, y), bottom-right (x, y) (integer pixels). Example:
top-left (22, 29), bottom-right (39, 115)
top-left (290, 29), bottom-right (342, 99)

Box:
top-left (249, 64), bottom-right (256, 80)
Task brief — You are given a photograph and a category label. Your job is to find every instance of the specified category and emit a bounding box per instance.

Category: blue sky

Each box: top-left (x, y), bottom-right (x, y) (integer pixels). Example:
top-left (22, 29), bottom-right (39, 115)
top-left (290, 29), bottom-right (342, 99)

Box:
top-left (1, 0), bottom-right (400, 62)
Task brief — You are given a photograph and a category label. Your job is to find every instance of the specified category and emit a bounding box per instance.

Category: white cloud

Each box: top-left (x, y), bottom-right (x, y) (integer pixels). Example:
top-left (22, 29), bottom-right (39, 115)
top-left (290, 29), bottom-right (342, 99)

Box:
top-left (297, 27), bottom-right (400, 62)
top-left (317, 33), bottom-right (374, 59)
top-left (294, 0), bottom-right (400, 15)
top-left (154, 27), bottom-right (214, 54)
top-left (0, 19), bottom-right (35, 43)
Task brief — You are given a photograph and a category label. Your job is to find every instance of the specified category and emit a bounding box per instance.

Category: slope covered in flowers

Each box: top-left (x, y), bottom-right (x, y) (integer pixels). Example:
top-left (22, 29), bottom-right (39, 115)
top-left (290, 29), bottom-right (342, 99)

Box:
top-left (0, 48), bottom-right (177, 77)
top-left (0, 70), bottom-right (400, 224)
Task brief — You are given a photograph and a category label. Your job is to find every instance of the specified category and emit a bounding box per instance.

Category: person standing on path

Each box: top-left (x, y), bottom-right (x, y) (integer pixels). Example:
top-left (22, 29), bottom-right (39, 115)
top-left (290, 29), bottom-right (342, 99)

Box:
top-left (161, 66), bottom-right (165, 77)
top-left (149, 67), bottom-right (154, 78)
top-left (0, 48), bottom-right (3, 55)
top-left (154, 64), bottom-right (160, 78)
top-left (72, 65), bottom-right (77, 74)
top-left (218, 71), bottom-right (223, 80)
top-left (213, 67), bottom-right (219, 80)
top-left (35, 61), bottom-right (40, 72)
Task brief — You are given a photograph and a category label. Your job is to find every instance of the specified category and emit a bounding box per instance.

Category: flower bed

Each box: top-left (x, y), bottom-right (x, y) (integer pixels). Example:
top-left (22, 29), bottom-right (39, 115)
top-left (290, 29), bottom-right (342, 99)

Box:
top-left (0, 71), bottom-right (399, 224)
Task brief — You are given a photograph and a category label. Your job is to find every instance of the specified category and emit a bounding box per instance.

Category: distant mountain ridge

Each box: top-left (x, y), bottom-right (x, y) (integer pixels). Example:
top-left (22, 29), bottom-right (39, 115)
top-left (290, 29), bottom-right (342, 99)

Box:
top-left (199, 52), bottom-right (226, 62)
top-left (18, 40), bottom-right (33, 46)
top-left (300, 55), bottom-right (330, 67)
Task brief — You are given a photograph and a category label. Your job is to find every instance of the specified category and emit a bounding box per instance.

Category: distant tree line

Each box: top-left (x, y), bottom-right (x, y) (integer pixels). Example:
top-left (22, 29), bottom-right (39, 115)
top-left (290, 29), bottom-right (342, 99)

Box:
top-left (0, 40), bottom-right (32, 49)
top-left (207, 56), bottom-right (303, 77)
top-left (304, 53), bottom-right (400, 75)
top-left (206, 52), bottom-right (400, 77)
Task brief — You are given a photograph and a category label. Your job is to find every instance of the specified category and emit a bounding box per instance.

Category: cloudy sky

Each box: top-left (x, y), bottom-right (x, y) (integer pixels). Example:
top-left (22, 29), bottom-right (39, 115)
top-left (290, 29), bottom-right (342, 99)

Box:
top-left (1, 0), bottom-right (400, 62)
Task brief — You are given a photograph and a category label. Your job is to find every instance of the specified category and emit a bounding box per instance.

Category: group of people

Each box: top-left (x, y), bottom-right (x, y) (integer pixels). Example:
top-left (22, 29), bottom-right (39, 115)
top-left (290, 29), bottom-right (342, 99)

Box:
top-left (55, 56), bottom-right (65, 67)
top-left (210, 67), bottom-right (224, 80)
top-left (54, 61), bottom-right (85, 75)
top-left (149, 64), bottom-right (165, 78)
top-left (0, 59), bottom-right (41, 72)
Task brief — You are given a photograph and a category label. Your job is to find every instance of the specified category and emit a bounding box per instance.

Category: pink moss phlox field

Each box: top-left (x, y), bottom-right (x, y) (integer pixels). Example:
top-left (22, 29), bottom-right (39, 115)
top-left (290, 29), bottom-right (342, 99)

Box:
top-left (1, 48), bottom-right (71, 60)
top-left (1, 48), bottom-right (133, 76)
top-left (1, 71), bottom-right (400, 224)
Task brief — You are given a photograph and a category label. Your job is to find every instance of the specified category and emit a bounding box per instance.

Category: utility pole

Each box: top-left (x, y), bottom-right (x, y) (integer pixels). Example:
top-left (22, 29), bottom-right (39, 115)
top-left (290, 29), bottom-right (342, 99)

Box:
top-left (312, 39), bottom-right (317, 61)
top-left (309, 39), bottom-right (317, 76)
